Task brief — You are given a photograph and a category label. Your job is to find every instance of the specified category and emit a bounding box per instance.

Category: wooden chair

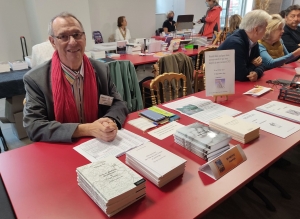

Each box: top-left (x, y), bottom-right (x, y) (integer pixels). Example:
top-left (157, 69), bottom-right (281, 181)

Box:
top-left (149, 73), bottom-right (186, 105)
top-left (213, 30), bottom-right (226, 45)
top-left (194, 47), bottom-right (218, 92)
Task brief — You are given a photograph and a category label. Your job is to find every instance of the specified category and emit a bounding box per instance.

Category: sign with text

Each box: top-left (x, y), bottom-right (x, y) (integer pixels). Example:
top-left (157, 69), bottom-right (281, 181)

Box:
top-left (205, 50), bottom-right (235, 96)
top-left (199, 144), bottom-right (247, 180)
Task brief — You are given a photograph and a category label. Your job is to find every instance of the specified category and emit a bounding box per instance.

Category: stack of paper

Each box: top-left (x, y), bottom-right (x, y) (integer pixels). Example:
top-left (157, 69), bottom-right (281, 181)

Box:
top-left (90, 49), bottom-right (106, 59)
top-left (126, 142), bottom-right (186, 187)
top-left (0, 62), bottom-right (10, 73)
top-left (76, 156), bottom-right (146, 217)
top-left (209, 115), bottom-right (260, 143)
top-left (8, 60), bottom-right (28, 70)
top-left (174, 122), bottom-right (231, 161)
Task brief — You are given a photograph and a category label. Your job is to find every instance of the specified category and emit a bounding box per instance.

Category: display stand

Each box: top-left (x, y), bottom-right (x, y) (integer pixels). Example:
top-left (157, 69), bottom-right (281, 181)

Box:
top-left (213, 94), bottom-right (230, 102)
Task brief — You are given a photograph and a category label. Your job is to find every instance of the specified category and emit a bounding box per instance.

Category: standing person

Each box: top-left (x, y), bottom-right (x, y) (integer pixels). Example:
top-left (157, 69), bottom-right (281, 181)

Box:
top-left (281, 5), bottom-right (300, 53)
top-left (115, 16), bottom-right (131, 41)
top-left (23, 12), bottom-right (128, 142)
top-left (198, 0), bottom-right (222, 38)
top-left (217, 10), bottom-right (271, 82)
top-left (226, 14), bottom-right (242, 38)
top-left (259, 14), bottom-right (300, 70)
top-left (162, 11), bottom-right (176, 35)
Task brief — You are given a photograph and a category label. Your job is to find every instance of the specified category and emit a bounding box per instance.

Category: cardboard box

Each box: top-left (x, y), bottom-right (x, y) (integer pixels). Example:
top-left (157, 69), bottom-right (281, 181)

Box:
top-left (5, 95), bottom-right (25, 123)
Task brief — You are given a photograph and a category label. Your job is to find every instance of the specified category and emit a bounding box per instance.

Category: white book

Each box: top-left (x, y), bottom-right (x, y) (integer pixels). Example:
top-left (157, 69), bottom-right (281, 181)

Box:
top-left (236, 110), bottom-right (300, 138)
top-left (76, 156), bottom-right (145, 205)
top-left (0, 62), bottom-right (10, 73)
top-left (243, 86), bottom-right (272, 96)
top-left (126, 142), bottom-right (186, 187)
top-left (8, 60), bottom-right (29, 70)
top-left (256, 101), bottom-right (300, 123)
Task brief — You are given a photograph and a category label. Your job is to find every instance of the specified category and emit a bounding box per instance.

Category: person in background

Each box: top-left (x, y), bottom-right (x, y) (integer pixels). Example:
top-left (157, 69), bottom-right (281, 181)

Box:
top-left (197, 0), bottom-right (222, 38)
top-left (259, 14), bottom-right (300, 70)
top-left (217, 10), bottom-right (271, 82)
top-left (281, 5), bottom-right (300, 53)
top-left (115, 16), bottom-right (131, 41)
top-left (23, 12), bottom-right (128, 142)
top-left (279, 10), bottom-right (286, 18)
top-left (226, 14), bottom-right (242, 38)
top-left (162, 11), bottom-right (176, 34)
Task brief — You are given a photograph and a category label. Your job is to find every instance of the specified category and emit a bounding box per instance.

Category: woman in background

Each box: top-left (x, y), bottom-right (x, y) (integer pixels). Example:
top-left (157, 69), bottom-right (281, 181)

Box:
top-left (259, 14), bottom-right (300, 70)
top-left (162, 11), bottom-right (176, 34)
top-left (226, 14), bottom-right (242, 38)
top-left (115, 16), bottom-right (131, 41)
top-left (198, 0), bottom-right (222, 38)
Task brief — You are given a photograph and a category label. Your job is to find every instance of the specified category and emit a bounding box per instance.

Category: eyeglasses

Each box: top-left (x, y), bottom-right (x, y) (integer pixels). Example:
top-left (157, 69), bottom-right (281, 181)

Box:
top-left (52, 32), bottom-right (85, 42)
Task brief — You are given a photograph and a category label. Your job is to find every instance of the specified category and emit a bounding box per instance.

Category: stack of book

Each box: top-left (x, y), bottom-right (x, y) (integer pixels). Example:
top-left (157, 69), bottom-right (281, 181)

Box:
top-left (209, 115), bottom-right (260, 144)
top-left (126, 142), bottom-right (186, 188)
top-left (90, 49), bottom-right (106, 59)
top-left (76, 156), bottom-right (146, 217)
top-left (0, 62), bottom-right (10, 73)
top-left (8, 60), bottom-right (28, 71)
top-left (174, 122), bottom-right (231, 161)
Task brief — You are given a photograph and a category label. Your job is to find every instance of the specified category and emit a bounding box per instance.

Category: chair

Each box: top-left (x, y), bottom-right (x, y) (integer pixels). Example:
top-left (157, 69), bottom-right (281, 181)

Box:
top-left (194, 47), bottom-right (218, 92)
top-left (141, 63), bottom-right (159, 108)
top-left (150, 73), bottom-right (187, 105)
top-left (155, 28), bottom-right (164, 36)
top-left (212, 30), bottom-right (226, 45)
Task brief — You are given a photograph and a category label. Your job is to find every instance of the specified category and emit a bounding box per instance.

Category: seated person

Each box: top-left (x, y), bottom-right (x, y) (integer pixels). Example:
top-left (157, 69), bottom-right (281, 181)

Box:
top-left (217, 10), bottom-right (271, 82)
top-left (115, 16), bottom-right (131, 41)
top-left (226, 14), bottom-right (242, 38)
top-left (163, 11), bottom-right (176, 34)
top-left (31, 40), bottom-right (55, 68)
top-left (23, 12), bottom-right (129, 142)
top-left (259, 14), bottom-right (300, 70)
top-left (282, 5), bottom-right (300, 53)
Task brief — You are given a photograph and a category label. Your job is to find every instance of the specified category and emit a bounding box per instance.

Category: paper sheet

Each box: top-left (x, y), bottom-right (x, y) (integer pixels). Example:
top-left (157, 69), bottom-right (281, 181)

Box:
top-left (236, 110), bottom-right (300, 138)
top-left (163, 96), bottom-right (241, 124)
top-left (73, 129), bottom-right (149, 162)
top-left (148, 121), bottom-right (185, 140)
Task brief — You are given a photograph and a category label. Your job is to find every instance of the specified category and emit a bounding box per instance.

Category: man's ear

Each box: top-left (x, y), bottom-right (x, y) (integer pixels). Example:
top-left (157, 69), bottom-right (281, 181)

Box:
top-left (49, 36), bottom-right (57, 50)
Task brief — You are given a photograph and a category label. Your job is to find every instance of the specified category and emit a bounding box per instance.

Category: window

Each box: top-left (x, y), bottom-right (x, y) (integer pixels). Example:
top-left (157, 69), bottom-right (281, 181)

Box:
top-left (218, 0), bottom-right (254, 28)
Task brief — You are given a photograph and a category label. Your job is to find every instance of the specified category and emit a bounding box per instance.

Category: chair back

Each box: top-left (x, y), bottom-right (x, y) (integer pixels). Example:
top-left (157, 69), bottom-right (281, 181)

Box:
top-left (213, 30), bottom-right (226, 45)
top-left (150, 73), bottom-right (187, 105)
top-left (194, 47), bottom-right (218, 92)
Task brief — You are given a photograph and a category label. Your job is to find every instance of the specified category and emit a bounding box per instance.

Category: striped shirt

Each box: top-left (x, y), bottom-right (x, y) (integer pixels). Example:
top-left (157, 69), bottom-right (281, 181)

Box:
top-left (61, 62), bottom-right (85, 123)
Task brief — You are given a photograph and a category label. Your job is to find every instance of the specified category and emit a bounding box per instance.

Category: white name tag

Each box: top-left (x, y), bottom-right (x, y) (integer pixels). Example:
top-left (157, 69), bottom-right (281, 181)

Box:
top-left (99, 95), bottom-right (114, 106)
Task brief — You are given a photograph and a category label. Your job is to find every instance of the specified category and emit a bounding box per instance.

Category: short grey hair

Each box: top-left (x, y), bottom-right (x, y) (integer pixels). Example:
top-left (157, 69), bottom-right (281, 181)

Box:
top-left (240, 10), bottom-right (271, 32)
top-left (48, 12), bottom-right (84, 36)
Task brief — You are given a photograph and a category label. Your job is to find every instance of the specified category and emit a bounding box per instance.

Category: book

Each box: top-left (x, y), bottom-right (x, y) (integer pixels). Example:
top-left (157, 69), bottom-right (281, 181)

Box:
top-left (243, 86), bottom-right (272, 97)
top-left (139, 109), bottom-right (166, 122)
top-left (148, 106), bottom-right (180, 122)
top-left (256, 101), bottom-right (300, 123)
top-left (0, 62), bottom-right (10, 73)
top-left (8, 60), bottom-right (28, 71)
top-left (76, 156), bottom-right (146, 217)
top-left (126, 141), bottom-right (186, 187)
top-left (209, 115), bottom-right (260, 144)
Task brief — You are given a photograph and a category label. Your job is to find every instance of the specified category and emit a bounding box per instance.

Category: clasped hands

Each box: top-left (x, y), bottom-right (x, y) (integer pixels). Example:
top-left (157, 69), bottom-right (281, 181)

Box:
top-left (247, 56), bottom-right (262, 82)
top-left (90, 117), bottom-right (118, 142)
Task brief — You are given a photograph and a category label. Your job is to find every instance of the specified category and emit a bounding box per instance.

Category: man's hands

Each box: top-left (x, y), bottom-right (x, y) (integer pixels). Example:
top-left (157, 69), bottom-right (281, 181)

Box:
top-left (251, 56), bottom-right (262, 67)
top-left (73, 117), bottom-right (118, 142)
top-left (247, 71), bottom-right (258, 82)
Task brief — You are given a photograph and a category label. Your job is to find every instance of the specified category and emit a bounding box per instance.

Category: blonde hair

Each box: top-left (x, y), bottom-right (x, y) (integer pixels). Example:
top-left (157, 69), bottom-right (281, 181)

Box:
top-left (262, 14), bottom-right (285, 41)
top-left (167, 11), bottom-right (174, 18)
top-left (228, 14), bottom-right (242, 33)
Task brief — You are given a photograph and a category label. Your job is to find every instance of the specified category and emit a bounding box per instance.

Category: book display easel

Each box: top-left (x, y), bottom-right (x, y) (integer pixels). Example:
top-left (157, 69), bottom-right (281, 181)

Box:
top-left (278, 74), bottom-right (300, 103)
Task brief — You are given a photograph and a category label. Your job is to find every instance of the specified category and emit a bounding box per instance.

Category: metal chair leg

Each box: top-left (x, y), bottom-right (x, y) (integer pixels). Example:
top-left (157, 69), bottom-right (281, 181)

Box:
top-left (246, 180), bottom-right (276, 212)
top-left (0, 126), bottom-right (9, 152)
top-left (260, 168), bottom-right (291, 199)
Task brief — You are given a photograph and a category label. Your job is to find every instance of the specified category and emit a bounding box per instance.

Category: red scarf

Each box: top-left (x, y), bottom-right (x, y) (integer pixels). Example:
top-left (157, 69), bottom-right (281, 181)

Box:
top-left (51, 51), bottom-right (98, 123)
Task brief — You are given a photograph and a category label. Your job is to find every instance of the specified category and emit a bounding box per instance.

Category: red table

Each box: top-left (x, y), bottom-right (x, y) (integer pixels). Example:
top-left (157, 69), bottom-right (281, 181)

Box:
top-left (0, 65), bottom-right (300, 219)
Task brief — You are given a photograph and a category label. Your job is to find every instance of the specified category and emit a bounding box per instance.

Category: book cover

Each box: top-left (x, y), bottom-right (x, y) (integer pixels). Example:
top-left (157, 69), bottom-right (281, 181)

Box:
top-left (140, 109), bottom-right (166, 122)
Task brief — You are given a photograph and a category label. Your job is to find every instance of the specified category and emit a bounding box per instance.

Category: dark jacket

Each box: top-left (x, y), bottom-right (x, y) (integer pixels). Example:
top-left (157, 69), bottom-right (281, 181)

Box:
top-left (23, 58), bottom-right (128, 142)
top-left (217, 29), bottom-right (264, 81)
top-left (281, 25), bottom-right (300, 53)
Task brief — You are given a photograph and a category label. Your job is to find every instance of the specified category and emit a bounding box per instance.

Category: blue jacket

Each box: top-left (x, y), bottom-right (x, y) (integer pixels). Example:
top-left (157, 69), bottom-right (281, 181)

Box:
top-left (217, 29), bottom-right (264, 81)
top-left (259, 39), bottom-right (296, 70)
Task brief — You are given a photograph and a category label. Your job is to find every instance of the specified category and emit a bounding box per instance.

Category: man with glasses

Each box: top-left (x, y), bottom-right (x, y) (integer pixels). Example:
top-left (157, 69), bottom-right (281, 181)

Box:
top-left (23, 12), bottom-right (128, 142)
top-left (282, 5), bottom-right (300, 53)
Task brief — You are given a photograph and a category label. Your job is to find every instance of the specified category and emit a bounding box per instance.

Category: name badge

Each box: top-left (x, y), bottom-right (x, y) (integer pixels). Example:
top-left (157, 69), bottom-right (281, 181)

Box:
top-left (99, 95), bottom-right (114, 106)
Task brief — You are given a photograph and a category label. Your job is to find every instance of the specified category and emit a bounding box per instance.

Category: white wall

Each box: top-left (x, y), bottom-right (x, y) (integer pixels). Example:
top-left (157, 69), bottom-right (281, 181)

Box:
top-left (185, 0), bottom-right (207, 33)
top-left (281, 0), bottom-right (294, 10)
top-left (89, 0), bottom-right (156, 42)
top-left (156, 0), bottom-right (174, 14)
top-left (0, 0), bottom-right (32, 61)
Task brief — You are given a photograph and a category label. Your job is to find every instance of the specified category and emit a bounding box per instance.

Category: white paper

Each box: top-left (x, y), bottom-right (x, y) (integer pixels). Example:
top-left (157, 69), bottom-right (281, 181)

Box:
top-left (256, 101), bottom-right (300, 123)
top-left (148, 121), bottom-right (185, 140)
top-left (127, 117), bottom-right (157, 131)
top-left (243, 86), bottom-right (271, 96)
top-left (236, 110), bottom-right (300, 138)
top-left (163, 96), bottom-right (241, 124)
top-left (205, 50), bottom-right (235, 96)
top-left (73, 129), bottom-right (149, 162)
